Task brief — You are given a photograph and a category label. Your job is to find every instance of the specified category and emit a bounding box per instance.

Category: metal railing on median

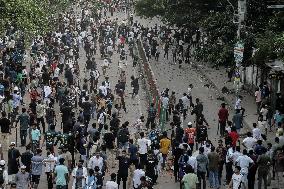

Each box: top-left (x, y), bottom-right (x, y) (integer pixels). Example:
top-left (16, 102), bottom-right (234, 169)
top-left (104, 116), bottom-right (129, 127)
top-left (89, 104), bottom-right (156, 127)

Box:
top-left (136, 38), bottom-right (166, 131)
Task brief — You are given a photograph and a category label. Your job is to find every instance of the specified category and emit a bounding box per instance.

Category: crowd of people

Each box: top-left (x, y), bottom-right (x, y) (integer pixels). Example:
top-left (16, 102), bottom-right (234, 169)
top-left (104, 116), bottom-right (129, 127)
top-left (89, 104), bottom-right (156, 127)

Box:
top-left (0, 0), bottom-right (284, 189)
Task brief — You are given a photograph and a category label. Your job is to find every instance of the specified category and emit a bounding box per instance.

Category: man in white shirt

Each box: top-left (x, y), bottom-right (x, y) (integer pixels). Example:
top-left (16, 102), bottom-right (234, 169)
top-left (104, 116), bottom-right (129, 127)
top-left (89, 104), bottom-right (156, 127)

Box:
top-left (242, 132), bottom-right (257, 150)
top-left (232, 146), bottom-right (242, 164)
top-left (235, 149), bottom-right (254, 188)
top-left (137, 132), bottom-right (151, 168)
top-left (72, 160), bottom-right (88, 189)
top-left (229, 166), bottom-right (244, 189)
top-left (88, 152), bottom-right (104, 173)
top-left (98, 82), bottom-right (108, 97)
top-left (106, 173), bottom-right (118, 189)
top-left (181, 93), bottom-right (190, 118)
top-left (187, 151), bottom-right (197, 173)
top-left (133, 165), bottom-right (145, 189)
top-left (252, 123), bottom-right (262, 140)
top-left (235, 96), bottom-right (245, 116)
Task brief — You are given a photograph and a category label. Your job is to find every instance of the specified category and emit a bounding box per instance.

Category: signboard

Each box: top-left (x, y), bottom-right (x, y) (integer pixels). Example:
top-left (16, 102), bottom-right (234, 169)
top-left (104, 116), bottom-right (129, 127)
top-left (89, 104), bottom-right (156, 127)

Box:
top-left (234, 41), bottom-right (244, 66)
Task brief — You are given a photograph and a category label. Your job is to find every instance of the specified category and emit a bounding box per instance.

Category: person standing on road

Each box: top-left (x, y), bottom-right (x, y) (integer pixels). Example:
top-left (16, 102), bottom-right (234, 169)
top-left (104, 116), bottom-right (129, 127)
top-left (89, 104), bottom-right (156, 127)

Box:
top-left (169, 91), bottom-right (176, 116)
top-left (104, 125), bottom-right (116, 168)
top-left (191, 98), bottom-right (203, 123)
top-left (116, 150), bottom-right (130, 189)
top-left (255, 88), bottom-right (262, 114)
top-left (235, 95), bottom-right (245, 116)
top-left (228, 166), bottom-right (244, 189)
top-left (130, 75), bottom-right (139, 99)
top-left (159, 131), bottom-right (171, 169)
top-left (16, 108), bottom-right (30, 146)
top-left (21, 145), bottom-right (33, 173)
top-left (218, 103), bottom-right (229, 137)
top-left (15, 165), bottom-right (30, 189)
top-left (133, 164), bottom-right (146, 189)
top-left (207, 146), bottom-right (220, 189)
top-left (44, 150), bottom-right (56, 189)
top-left (31, 149), bottom-right (44, 189)
top-left (232, 110), bottom-right (243, 133)
top-left (36, 100), bottom-right (46, 133)
top-left (235, 149), bottom-right (254, 188)
top-left (71, 160), bottom-right (88, 189)
top-left (137, 132), bottom-right (151, 169)
top-left (8, 142), bottom-right (20, 183)
top-left (196, 147), bottom-right (208, 189)
top-left (54, 158), bottom-right (69, 189)
top-left (216, 139), bottom-right (227, 185)
top-left (181, 165), bottom-right (199, 189)
top-left (257, 148), bottom-right (270, 189)
top-left (30, 124), bottom-right (41, 151)
top-left (145, 103), bottom-right (157, 130)
top-left (0, 111), bottom-right (11, 152)
top-left (106, 173), bottom-right (118, 189)
top-left (0, 160), bottom-right (9, 188)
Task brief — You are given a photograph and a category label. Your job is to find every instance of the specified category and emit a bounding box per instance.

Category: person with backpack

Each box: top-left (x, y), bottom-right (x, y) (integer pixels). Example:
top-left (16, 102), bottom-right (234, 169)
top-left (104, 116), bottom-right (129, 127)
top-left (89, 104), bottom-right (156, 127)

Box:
top-left (196, 120), bottom-right (208, 150)
top-left (117, 122), bottom-right (130, 150)
top-left (0, 160), bottom-right (8, 189)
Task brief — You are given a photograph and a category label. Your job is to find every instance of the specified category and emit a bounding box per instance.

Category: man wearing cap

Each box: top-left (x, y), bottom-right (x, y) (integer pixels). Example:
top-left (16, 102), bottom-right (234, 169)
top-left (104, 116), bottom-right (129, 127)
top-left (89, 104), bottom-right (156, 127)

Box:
top-left (31, 149), bottom-right (44, 189)
top-left (71, 160), bottom-right (87, 189)
top-left (184, 122), bottom-right (196, 151)
top-left (0, 160), bottom-right (8, 188)
top-left (15, 165), bottom-right (30, 189)
top-left (8, 142), bottom-right (21, 183)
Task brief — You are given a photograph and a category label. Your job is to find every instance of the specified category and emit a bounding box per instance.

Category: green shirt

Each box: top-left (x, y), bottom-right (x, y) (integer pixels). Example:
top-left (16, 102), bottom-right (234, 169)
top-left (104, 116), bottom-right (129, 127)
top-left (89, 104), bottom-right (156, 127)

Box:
top-left (55, 165), bottom-right (68, 186)
top-left (182, 173), bottom-right (199, 189)
top-left (18, 113), bottom-right (30, 130)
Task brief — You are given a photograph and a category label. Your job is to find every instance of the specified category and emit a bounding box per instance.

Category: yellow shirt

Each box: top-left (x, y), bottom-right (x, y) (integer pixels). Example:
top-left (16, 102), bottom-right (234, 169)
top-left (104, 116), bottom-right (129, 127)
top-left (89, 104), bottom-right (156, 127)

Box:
top-left (160, 138), bottom-right (171, 155)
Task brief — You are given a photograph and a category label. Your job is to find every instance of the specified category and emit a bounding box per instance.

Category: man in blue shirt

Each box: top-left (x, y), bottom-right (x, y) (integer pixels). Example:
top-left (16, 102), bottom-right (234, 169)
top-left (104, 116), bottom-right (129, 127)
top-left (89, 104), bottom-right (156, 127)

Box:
top-left (54, 158), bottom-right (69, 189)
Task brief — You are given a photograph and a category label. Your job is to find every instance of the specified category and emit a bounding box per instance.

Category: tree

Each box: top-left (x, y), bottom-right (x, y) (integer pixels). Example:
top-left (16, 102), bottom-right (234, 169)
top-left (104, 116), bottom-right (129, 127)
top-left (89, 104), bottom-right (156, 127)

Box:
top-left (0, 0), bottom-right (71, 40)
top-left (135, 0), bottom-right (239, 65)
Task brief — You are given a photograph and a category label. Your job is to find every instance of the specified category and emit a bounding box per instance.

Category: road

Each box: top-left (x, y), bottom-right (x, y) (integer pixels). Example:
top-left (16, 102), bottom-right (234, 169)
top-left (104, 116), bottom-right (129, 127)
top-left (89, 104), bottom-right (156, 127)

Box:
top-left (2, 3), bottom-right (283, 189)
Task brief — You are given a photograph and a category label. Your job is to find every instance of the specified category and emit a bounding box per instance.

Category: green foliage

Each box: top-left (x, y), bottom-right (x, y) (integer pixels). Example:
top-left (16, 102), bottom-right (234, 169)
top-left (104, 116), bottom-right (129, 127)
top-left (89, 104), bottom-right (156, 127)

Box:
top-left (135, 0), bottom-right (166, 19)
top-left (1, 0), bottom-right (50, 35)
top-left (0, 0), bottom-right (71, 40)
top-left (254, 32), bottom-right (284, 63)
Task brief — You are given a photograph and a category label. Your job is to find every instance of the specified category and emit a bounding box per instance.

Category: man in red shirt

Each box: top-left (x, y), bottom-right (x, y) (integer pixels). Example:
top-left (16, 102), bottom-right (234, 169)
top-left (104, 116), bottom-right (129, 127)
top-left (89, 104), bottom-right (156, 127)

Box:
top-left (218, 103), bottom-right (229, 137)
top-left (229, 126), bottom-right (239, 147)
top-left (184, 122), bottom-right (196, 150)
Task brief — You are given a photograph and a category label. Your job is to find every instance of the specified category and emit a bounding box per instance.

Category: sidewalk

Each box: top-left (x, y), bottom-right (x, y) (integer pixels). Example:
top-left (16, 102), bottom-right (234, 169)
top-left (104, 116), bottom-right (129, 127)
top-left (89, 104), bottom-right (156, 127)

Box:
top-left (196, 62), bottom-right (278, 141)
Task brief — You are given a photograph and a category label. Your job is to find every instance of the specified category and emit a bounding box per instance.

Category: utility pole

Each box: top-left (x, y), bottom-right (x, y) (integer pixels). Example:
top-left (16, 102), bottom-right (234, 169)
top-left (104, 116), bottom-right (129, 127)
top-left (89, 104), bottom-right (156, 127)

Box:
top-left (237, 0), bottom-right (246, 39)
